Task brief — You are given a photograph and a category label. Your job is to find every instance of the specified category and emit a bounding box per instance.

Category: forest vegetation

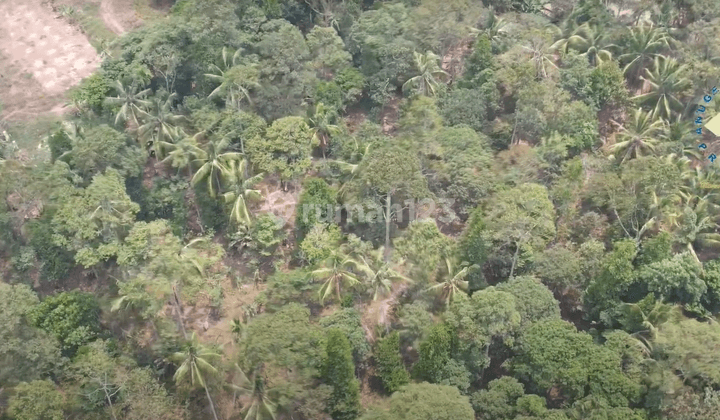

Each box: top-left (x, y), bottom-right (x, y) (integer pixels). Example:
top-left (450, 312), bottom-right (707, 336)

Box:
top-left (4, 0), bottom-right (720, 419)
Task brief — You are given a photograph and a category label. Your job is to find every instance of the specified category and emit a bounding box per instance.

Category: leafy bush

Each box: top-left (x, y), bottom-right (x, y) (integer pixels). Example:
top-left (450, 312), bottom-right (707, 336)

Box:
top-left (300, 223), bottom-right (342, 265)
top-left (69, 73), bottom-right (111, 113)
top-left (30, 291), bottom-right (101, 356)
top-left (47, 129), bottom-right (73, 163)
top-left (11, 246), bottom-right (36, 274)
top-left (250, 213), bottom-right (286, 256)
top-left (263, 269), bottom-right (317, 309)
top-left (136, 177), bottom-right (189, 236)
top-left (375, 332), bottom-right (410, 393)
top-left (335, 67), bottom-right (365, 107)
top-left (439, 86), bottom-right (501, 134)
top-left (315, 81), bottom-right (345, 112)
top-left (320, 308), bottom-right (371, 364)
top-left (27, 216), bottom-right (74, 284)
top-left (296, 177), bottom-right (338, 237)
top-left (194, 183), bottom-right (228, 232)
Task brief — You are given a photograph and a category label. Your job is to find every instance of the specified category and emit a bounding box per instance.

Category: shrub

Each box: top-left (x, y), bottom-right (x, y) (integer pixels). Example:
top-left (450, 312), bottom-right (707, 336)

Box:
top-left (375, 332), bottom-right (410, 393)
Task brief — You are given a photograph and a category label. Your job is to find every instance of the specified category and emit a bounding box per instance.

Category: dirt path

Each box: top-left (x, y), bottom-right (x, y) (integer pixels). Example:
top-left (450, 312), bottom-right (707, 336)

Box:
top-left (100, 0), bottom-right (126, 35)
top-left (361, 282), bottom-right (408, 342)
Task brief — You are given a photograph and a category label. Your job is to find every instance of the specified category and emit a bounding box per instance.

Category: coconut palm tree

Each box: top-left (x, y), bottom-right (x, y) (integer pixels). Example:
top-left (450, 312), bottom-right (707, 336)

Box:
top-left (617, 295), bottom-right (680, 359)
top-left (682, 165), bottom-right (720, 200)
top-left (136, 93), bottom-right (186, 159)
top-left (230, 318), bottom-right (245, 337)
top-left (549, 18), bottom-right (580, 53)
top-left (634, 56), bottom-right (691, 120)
top-left (661, 114), bottom-right (703, 160)
top-left (230, 364), bottom-right (278, 420)
top-left (205, 47), bottom-right (261, 110)
top-left (619, 25), bottom-right (669, 84)
top-left (162, 131), bottom-right (205, 177)
top-left (307, 102), bottom-right (341, 158)
top-left (221, 159), bottom-right (264, 226)
top-left (191, 135), bottom-right (244, 198)
top-left (484, 10), bottom-right (508, 47)
top-left (89, 196), bottom-right (138, 240)
top-left (402, 51), bottom-right (449, 97)
top-left (354, 248), bottom-right (412, 300)
top-left (312, 250), bottom-right (362, 304)
top-left (110, 275), bottom-right (159, 319)
top-left (104, 80), bottom-right (152, 128)
top-left (50, 121), bottom-right (84, 164)
top-left (171, 332), bottom-right (222, 420)
top-left (426, 258), bottom-right (471, 307)
top-left (523, 37), bottom-right (558, 79)
top-left (610, 108), bottom-right (665, 163)
top-left (565, 22), bottom-right (616, 66)
top-left (469, 10), bottom-right (508, 51)
top-left (673, 199), bottom-right (720, 263)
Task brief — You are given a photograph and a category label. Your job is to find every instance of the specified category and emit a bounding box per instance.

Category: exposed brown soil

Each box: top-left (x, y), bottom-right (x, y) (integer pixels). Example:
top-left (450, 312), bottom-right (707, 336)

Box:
top-left (98, 0), bottom-right (140, 34)
top-left (441, 39), bottom-right (473, 83)
top-left (257, 177), bottom-right (300, 229)
top-left (0, 0), bottom-right (100, 120)
top-left (361, 282), bottom-right (409, 343)
top-left (198, 281), bottom-right (267, 350)
top-left (379, 95), bottom-right (401, 136)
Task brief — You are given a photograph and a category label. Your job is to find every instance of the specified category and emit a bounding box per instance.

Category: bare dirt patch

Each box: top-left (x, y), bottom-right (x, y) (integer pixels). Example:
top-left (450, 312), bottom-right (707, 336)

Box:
top-left (257, 177), bottom-right (300, 228)
top-left (361, 282), bottom-right (409, 343)
top-left (379, 95), bottom-right (401, 136)
top-left (99, 0), bottom-right (132, 34)
top-left (200, 281), bottom-right (267, 351)
top-left (441, 39), bottom-right (472, 83)
top-left (0, 0), bottom-right (100, 120)
top-left (53, 0), bottom-right (145, 35)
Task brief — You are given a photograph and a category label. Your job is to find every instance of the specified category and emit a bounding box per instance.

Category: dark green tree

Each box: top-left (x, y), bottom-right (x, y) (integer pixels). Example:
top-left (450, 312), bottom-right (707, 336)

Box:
top-left (246, 116), bottom-right (315, 186)
top-left (461, 34), bottom-right (494, 88)
top-left (297, 177), bottom-right (338, 237)
top-left (458, 206), bottom-right (489, 288)
top-left (512, 319), bottom-right (641, 407)
top-left (413, 323), bottom-right (454, 383)
top-left (29, 291), bottom-right (101, 356)
top-left (374, 332), bottom-right (409, 394)
top-left (320, 308), bottom-right (371, 365)
top-left (356, 145), bottom-right (428, 254)
top-left (8, 380), bottom-right (66, 420)
top-left (323, 329), bottom-right (361, 420)
top-left (470, 376), bottom-right (525, 420)
top-left (361, 383), bottom-right (474, 420)
top-left (0, 283), bottom-right (61, 386)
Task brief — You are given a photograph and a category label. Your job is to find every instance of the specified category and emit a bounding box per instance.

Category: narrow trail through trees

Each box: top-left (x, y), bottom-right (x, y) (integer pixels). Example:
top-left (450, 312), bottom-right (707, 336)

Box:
top-left (100, 0), bottom-right (126, 35)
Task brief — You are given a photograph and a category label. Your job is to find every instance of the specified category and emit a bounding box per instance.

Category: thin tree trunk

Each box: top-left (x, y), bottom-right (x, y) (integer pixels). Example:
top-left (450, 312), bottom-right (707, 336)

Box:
top-left (104, 388), bottom-right (118, 420)
top-left (478, 342), bottom-right (491, 386)
top-left (688, 242), bottom-right (700, 263)
top-left (173, 285), bottom-right (188, 340)
top-left (195, 200), bottom-right (205, 235)
top-left (509, 242), bottom-right (520, 278)
top-left (511, 118), bottom-right (518, 145)
top-left (204, 384), bottom-right (220, 420)
top-left (384, 191), bottom-right (392, 261)
top-left (98, 372), bottom-right (119, 420)
top-left (613, 208), bottom-right (633, 240)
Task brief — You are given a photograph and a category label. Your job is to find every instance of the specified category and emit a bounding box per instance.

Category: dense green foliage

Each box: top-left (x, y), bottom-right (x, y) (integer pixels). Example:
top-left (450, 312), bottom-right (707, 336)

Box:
top-left (4, 0), bottom-right (720, 418)
top-left (323, 329), bottom-right (361, 420)
top-left (374, 332), bottom-right (409, 393)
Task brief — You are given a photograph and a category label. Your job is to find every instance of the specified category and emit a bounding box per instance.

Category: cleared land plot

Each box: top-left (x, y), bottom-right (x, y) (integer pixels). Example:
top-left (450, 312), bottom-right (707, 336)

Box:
top-left (0, 0), bottom-right (100, 120)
